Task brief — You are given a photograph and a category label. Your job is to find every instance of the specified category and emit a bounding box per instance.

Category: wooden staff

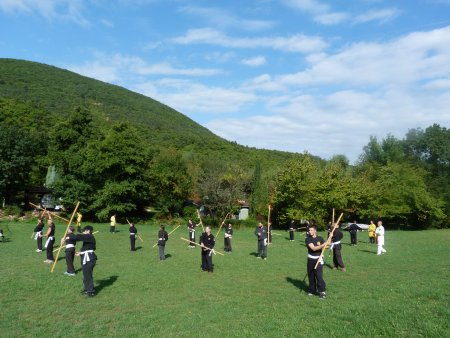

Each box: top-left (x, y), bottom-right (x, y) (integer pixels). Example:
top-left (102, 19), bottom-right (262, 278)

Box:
top-left (267, 204), bottom-right (271, 244)
top-left (29, 202), bottom-right (70, 223)
top-left (51, 202), bottom-right (80, 273)
top-left (126, 218), bottom-right (144, 243)
top-left (196, 209), bottom-right (205, 232)
top-left (332, 208), bottom-right (335, 225)
top-left (31, 208), bottom-right (48, 238)
top-left (215, 212), bottom-right (229, 238)
top-left (152, 223), bottom-right (182, 248)
top-left (54, 231), bottom-right (99, 252)
top-left (180, 237), bottom-right (224, 256)
top-left (314, 213), bottom-right (344, 270)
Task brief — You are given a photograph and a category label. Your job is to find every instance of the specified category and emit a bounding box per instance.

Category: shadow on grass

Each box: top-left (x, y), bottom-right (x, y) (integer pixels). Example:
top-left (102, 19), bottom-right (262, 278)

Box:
top-left (96, 275), bottom-right (119, 295)
top-left (286, 277), bottom-right (309, 293)
top-left (165, 254), bottom-right (172, 259)
top-left (0, 238), bottom-right (12, 243)
top-left (249, 252), bottom-right (259, 257)
top-left (135, 246), bottom-right (142, 251)
top-left (358, 249), bottom-right (376, 254)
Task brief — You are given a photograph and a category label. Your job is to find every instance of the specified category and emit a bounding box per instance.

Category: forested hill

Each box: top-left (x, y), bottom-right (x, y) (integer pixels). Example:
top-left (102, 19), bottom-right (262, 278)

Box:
top-left (0, 58), bottom-right (296, 166)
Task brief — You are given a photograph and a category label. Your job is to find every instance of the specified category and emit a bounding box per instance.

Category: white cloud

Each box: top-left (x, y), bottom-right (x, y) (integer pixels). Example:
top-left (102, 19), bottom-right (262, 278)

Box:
top-left (353, 8), bottom-right (401, 24)
top-left (0, 0), bottom-right (89, 27)
top-left (171, 28), bottom-right (328, 53)
top-left (241, 56), bottom-right (267, 67)
top-left (67, 53), bottom-right (223, 82)
top-left (281, 0), bottom-right (329, 14)
top-left (179, 6), bottom-right (275, 31)
top-left (314, 12), bottom-right (348, 25)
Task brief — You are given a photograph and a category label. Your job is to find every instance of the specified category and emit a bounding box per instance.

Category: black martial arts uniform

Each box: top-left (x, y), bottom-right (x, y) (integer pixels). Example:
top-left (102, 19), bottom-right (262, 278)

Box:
top-left (199, 232), bottom-right (215, 272)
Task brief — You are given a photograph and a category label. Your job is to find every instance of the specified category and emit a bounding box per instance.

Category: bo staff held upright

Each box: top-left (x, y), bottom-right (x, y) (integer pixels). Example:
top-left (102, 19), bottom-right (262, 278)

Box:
top-left (215, 212), bottom-right (229, 238)
top-left (50, 202), bottom-right (80, 273)
top-left (152, 223), bottom-right (182, 248)
top-left (314, 212), bottom-right (344, 270)
top-left (196, 209), bottom-right (205, 232)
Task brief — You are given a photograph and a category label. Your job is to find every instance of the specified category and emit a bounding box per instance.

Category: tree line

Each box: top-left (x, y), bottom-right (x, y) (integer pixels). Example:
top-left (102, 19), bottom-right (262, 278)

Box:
top-left (1, 106), bottom-right (448, 228)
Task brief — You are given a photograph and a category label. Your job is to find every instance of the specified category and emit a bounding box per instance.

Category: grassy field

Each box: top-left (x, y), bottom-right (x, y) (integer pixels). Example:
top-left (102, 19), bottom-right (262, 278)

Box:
top-left (0, 220), bottom-right (449, 337)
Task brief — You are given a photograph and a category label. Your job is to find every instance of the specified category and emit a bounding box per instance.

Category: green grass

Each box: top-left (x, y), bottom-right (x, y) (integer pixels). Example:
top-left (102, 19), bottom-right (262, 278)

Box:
top-left (1, 220), bottom-right (449, 337)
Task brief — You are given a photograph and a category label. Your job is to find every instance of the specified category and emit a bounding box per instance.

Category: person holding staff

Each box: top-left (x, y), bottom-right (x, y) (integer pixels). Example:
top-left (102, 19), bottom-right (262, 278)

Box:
top-left (199, 226), bottom-right (215, 272)
top-left (129, 222), bottom-right (137, 251)
top-left (187, 219), bottom-right (197, 248)
top-left (157, 225), bottom-right (169, 261)
top-left (72, 226), bottom-right (97, 297)
top-left (331, 223), bottom-right (346, 272)
top-left (305, 225), bottom-right (327, 299)
top-left (289, 220), bottom-right (295, 241)
top-left (254, 222), bottom-right (268, 260)
top-left (62, 226), bottom-right (76, 276)
top-left (224, 223), bottom-right (233, 253)
top-left (34, 218), bottom-right (45, 252)
top-left (44, 213), bottom-right (56, 263)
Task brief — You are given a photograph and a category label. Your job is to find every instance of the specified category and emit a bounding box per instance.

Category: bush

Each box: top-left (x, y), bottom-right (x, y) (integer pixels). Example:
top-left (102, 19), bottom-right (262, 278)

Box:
top-left (2, 205), bottom-right (23, 217)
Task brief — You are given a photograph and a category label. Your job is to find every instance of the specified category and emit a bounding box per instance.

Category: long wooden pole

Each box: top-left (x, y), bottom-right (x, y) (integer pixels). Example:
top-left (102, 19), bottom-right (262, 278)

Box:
top-left (196, 209), bottom-right (205, 232)
top-left (152, 223), bottom-right (182, 248)
top-left (54, 231), bottom-right (98, 252)
top-left (267, 204), bottom-right (271, 244)
top-left (50, 202), bottom-right (80, 273)
top-left (29, 202), bottom-right (70, 223)
top-left (180, 237), bottom-right (224, 256)
top-left (332, 208), bottom-right (335, 225)
top-left (215, 212), bottom-right (229, 238)
top-left (314, 213), bottom-right (343, 270)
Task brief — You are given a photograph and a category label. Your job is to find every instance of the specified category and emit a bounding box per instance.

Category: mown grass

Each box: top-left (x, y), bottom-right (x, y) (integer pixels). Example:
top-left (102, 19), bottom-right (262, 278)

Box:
top-left (0, 220), bottom-right (449, 337)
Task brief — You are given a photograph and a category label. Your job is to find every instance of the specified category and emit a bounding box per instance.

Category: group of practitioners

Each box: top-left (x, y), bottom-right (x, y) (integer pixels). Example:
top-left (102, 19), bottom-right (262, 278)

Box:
top-left (32, 208), bottom-right (387, 300)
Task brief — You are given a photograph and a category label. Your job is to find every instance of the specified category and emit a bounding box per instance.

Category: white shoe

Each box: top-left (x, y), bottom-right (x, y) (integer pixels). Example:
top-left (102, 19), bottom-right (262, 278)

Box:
top-left (36, 249), bottom-right (42, 252)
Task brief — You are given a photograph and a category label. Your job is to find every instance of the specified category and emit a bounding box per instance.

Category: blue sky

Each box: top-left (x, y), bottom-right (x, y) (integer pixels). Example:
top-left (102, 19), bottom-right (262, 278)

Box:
top-left (1, 0), bottom-right (450, 162)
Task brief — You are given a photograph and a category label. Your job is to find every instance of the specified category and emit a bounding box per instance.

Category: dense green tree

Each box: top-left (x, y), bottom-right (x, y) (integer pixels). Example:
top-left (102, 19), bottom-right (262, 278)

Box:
top-left (148, 148), bottom-right (192, 216)
top-left (0, 126), bottom-right (45, 204)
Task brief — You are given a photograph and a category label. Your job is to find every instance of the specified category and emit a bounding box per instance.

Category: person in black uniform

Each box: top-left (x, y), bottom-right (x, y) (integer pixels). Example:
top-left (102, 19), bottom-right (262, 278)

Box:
top-left (129, 222), bottom-right (137, 251)
top-left (305, 225), bottom-right (327, 299)
top-left (62, 225), bottom-right (77, 276)
top-left (199, 226), bottom-right (215, 272)
top-left (34, 218), bottom-right (45, 252)
top-left (72, 225), bottom-right (97, 297)
top-left (254, 222), bottom-right (268, 259)
top-left (43, 214), bottom-right (56, 263)
top-left (187, 219), bottom-right (197, 248)
top-left (224, 223), bottom-right (233, 253)
top-left (157, 225), bottom-right (169, 261)
top-left (289, 220), bottom-right (295, 241)
top-left (331, 223), bottom-right (346, 271)
top-left (348, 220), bottom-right (362, 246)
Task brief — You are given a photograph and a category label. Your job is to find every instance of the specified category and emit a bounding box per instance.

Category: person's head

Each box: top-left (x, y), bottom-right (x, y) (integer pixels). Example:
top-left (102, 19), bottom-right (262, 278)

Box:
top-left (68, 226), bottom-right (74, 233)
top-left (160, 225), bottom-right (165, 230)
top-left (188, 219), bottom-right (193, 224)
top-left (47, 219), bottom-right (53, 226)
top-left (308, 225), bottom-right (317, 237)
top-left (228, 223), bottom-right (232, 228)
top-left (205, 226), bottom-right (211, 234)
top-left (258, 222), bottom-right (263, 227)
top-left (83, 225), bottom-right (94, 234)
top-left (377, 221), bottom-right (382, 227)
top-left (129, 222), bottom-right (134, 227)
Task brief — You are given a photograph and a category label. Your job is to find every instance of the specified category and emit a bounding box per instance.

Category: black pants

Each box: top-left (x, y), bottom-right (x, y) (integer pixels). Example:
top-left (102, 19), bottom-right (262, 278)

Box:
top-left (201, 249), bottom-right (213, 271)
top-left (81, 254), bottom-right (96, 294)
top-left (333, 246), bottom-right (345, 268)
top-left (307, 258), bottom-right (326, 294)
top-left (350, 232), bottom-right (357, 245)
top-left (369, 236), bottom-right (375, 244)
top-left (37, 236), bottom-right (43, 250)
top-left (224, 238), bottom-right (232, 252)
top-left (130, 236), bottom-right (136, 251)
top-left (46, 238), bottom-right (55, 261)
top-left (110, 226), bottom-right (115, 233)
top-left (289, 231), bottom-right (294, 240)
top-left (158, 245), bottom-right (165, 260)
top-left (257, 240), bottom-right (267, 258)
top-left (65, 248), bottom-right (75, 273)
top-left (189, 232), bottom-right (195, 247)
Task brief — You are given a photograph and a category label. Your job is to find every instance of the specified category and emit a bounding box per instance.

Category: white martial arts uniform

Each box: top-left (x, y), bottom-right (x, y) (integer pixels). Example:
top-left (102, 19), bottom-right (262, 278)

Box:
top-left (375, 225), bottom-right (386, 255)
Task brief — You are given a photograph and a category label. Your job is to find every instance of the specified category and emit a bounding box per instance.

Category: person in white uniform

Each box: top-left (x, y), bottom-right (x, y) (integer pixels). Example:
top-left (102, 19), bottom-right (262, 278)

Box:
top-left (375, 221), bottom-right (387, 255)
